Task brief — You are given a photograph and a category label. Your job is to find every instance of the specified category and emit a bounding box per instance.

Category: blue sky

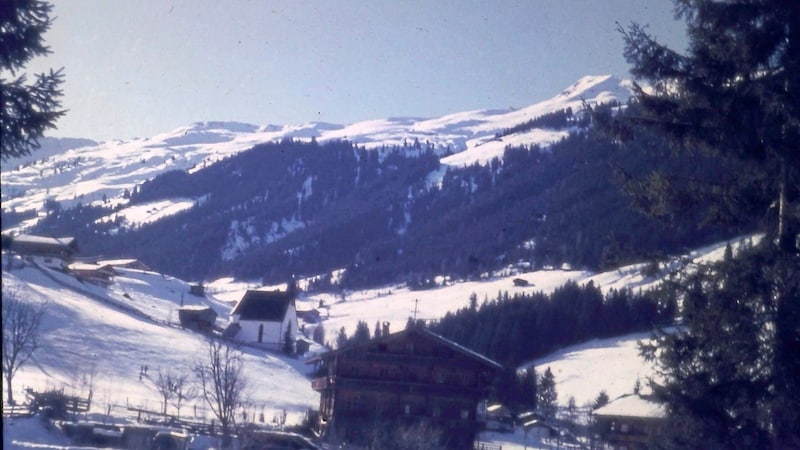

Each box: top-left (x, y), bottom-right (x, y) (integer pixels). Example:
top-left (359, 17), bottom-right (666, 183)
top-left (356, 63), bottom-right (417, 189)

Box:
top-left (28, 0), bottom-right (687, 141)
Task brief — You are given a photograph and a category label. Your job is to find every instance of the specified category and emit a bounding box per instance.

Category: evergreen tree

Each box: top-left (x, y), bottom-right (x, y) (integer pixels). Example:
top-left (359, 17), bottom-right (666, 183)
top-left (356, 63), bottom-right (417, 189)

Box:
top-left (537, 366), bottom-right (558, 420)
top-left (518, 366), bottom-right (538, 411)
top-left (352, 320), bottom-right (371, 345)
top-left (336, 327), bottom-right (348, 350)
top-left (617, 0), bottom-right (799, 251)
top-left (593, 390), bottom-right (610, 410)
top-left (282, 324), bottom-right (293, 355)
top-left (492, 366), bottom-right (521, 410)
top-left (640, 244), bottom-right (799, 448)
top-left (312, 323), bottom-right (325, 345)
top-left (1, 0), bottom-right (66, 160)
top-left (617, 1), bottom-right (800, 447)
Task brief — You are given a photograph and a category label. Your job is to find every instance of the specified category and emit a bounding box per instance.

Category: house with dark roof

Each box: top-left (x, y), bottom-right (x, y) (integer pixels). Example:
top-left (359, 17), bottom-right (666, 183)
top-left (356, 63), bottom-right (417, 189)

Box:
top-left (5, 234), bottom-right (78, 269)
top-left (311, 326), bottom-right (503, 448)
top-left (229, 289), bottom-right (298, 351)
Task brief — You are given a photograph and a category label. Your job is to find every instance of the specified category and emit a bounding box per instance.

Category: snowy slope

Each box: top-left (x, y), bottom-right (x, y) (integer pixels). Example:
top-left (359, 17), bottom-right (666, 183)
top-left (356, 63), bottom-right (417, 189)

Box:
top-left (2, 235), bottom-right (754, 449)
top-left (1, 75), bottom-right (631, 233)
top-left (1, 262), bottom-right (318, 429)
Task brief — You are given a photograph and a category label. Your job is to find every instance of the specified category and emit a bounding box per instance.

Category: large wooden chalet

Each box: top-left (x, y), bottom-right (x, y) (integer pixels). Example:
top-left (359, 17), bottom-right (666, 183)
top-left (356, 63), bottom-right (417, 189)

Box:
top-left (311, 326), bottom-right (503, 448)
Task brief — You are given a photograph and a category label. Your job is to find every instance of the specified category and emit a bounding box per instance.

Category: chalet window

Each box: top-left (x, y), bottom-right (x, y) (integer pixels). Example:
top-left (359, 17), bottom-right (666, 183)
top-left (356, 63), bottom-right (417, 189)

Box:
top-left (432, 406), bottom-right (441, 417)
top-left (461, 409), bottom-right (470, 420)
top-left (620, 423), bottom-right (630, 433)
top-left (405, 404), bottom-right (411, 415)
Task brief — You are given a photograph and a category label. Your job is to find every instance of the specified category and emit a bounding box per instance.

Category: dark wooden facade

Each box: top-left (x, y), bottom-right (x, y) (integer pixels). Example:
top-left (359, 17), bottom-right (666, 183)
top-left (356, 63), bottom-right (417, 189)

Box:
top-left (311, 326), bottom-right (502, 447)
top-left (177, 306), bottom-right (218, 332)
top-left (592, 394), bottom-right (666, 450)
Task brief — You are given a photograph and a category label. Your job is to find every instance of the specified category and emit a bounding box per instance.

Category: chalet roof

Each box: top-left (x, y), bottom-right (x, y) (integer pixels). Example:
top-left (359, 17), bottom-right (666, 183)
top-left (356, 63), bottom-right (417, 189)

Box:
top-left (97, 258), bottom-right (140, 267)
top-left (68, 262), bottom-right (114, 271)
top-left (15, 234), bottom-right (74, 246)
top-left (322, 326), bottom-right (503, 371)
top-left (593, 394), bottom-right (666, 419)
top-left (416, 327), bottom-right (503, 370)
top-left (12, 234), bottom-right (76, 248)
top-left (231, 289), bottom-right (294, 322)
top-left (178, 305), bottom-right (214, 312)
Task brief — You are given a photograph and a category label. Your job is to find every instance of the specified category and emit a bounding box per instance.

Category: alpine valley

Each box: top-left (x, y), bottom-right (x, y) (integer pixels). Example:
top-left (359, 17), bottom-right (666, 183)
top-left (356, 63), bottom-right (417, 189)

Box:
top-left (1, 75), bottom-right (753, 289)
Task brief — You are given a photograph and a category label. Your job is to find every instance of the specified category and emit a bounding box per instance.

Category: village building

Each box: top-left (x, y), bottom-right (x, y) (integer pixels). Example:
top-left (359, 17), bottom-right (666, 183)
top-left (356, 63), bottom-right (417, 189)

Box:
top-left (310, 326), bottom-right (503, 448)
top-left (95, 258), bottom-right (151, 271)
top-left (67, 261), bottom-right (117, 285)
top-left (296, 304), bottom-right (321, 324)
top-left (228, 289), bottom-right (298, 352)
top-left (592, 394), bottom-right (666, 450)
top-left (4, 233), bottom-right (78, 269)
top-left (177, 305), bottom-right (218, 332)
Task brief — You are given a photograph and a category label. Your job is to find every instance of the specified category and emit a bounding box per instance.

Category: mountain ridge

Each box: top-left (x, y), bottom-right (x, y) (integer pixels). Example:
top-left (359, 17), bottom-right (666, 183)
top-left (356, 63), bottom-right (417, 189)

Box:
top-left (1, 74), bottom-right (628, 230)
top-left (5, 73), bottom-right (749, 289)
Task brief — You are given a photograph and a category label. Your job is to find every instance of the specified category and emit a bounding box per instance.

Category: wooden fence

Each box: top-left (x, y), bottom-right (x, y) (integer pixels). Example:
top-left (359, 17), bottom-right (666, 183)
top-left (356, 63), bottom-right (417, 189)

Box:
top-left (473, 442), bottom-right (502, 450)
top-left (22, 387), bottom-right (91, 419)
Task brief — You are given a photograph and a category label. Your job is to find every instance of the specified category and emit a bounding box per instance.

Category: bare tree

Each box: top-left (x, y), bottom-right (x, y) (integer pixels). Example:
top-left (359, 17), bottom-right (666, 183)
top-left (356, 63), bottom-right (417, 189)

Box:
top-left (194, 339), bottom-right (246, 443)
top-left (2, 289), bottom-right (45, 406)
top-left (151, 368), bottom-right (192, 417)
top-left (171, 372), bottom-right (197, 420)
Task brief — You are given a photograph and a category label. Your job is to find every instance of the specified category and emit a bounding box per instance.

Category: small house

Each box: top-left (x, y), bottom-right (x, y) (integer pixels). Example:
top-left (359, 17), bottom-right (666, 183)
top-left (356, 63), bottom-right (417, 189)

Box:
top-left (188, 283), bottom-right (205, 297)
top-left (482, 403), bottom-right (514, 432)
top-left (68, 262), bottom-right (116, 285)
top-left (593, 394), bottom-right (666, 449)
top-left (296, 306), bottom-right (321, 324)
top-left (513, 278), bottom-right (530, 287)
top-left (230, 289), bottom-right (298, 351)
top-left (178, 306), bottom-right (218, 332)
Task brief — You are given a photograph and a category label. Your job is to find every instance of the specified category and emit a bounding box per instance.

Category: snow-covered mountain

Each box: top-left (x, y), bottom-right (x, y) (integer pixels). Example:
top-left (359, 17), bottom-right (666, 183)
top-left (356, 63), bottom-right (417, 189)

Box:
top-left (1, 75), bottom-right (631, 231)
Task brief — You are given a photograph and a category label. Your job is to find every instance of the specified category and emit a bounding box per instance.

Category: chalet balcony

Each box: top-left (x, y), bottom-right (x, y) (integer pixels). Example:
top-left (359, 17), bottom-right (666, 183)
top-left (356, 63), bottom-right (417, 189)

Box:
top-left (357, 350), bottom-right (452, 366)
top-left (334, 376), bottom-right (486, 396)
top-left (311, 376), bottom-right (332, 391)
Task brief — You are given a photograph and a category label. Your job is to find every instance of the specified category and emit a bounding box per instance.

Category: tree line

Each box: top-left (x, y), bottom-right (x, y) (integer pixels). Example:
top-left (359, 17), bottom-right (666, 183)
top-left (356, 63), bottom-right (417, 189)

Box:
top-left (429, 280), bottom-right (674, 367)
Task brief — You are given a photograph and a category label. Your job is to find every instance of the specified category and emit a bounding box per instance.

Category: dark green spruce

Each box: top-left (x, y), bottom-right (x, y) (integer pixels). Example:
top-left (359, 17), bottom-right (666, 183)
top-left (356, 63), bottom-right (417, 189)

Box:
top-left (615, 1), bottom-right (800, 448)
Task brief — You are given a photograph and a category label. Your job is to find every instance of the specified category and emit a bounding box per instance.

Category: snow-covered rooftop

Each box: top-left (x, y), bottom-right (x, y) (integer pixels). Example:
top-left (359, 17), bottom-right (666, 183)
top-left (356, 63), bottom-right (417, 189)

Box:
top-left (593, 394), bottom-right (666, 419)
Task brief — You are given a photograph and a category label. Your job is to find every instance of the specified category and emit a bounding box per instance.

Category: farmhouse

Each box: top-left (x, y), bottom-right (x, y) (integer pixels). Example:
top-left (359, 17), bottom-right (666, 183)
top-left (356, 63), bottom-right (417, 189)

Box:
top-left (593, 394), bottom-right (666, 449)
top-left (311, 326), bottom-right (503, 448)
top-left (229, 289), bottom-right (298, 351)
top-left (4, 233), bottom-right (78, 268)
top-left (67, 261), bottom-right (117, 285)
